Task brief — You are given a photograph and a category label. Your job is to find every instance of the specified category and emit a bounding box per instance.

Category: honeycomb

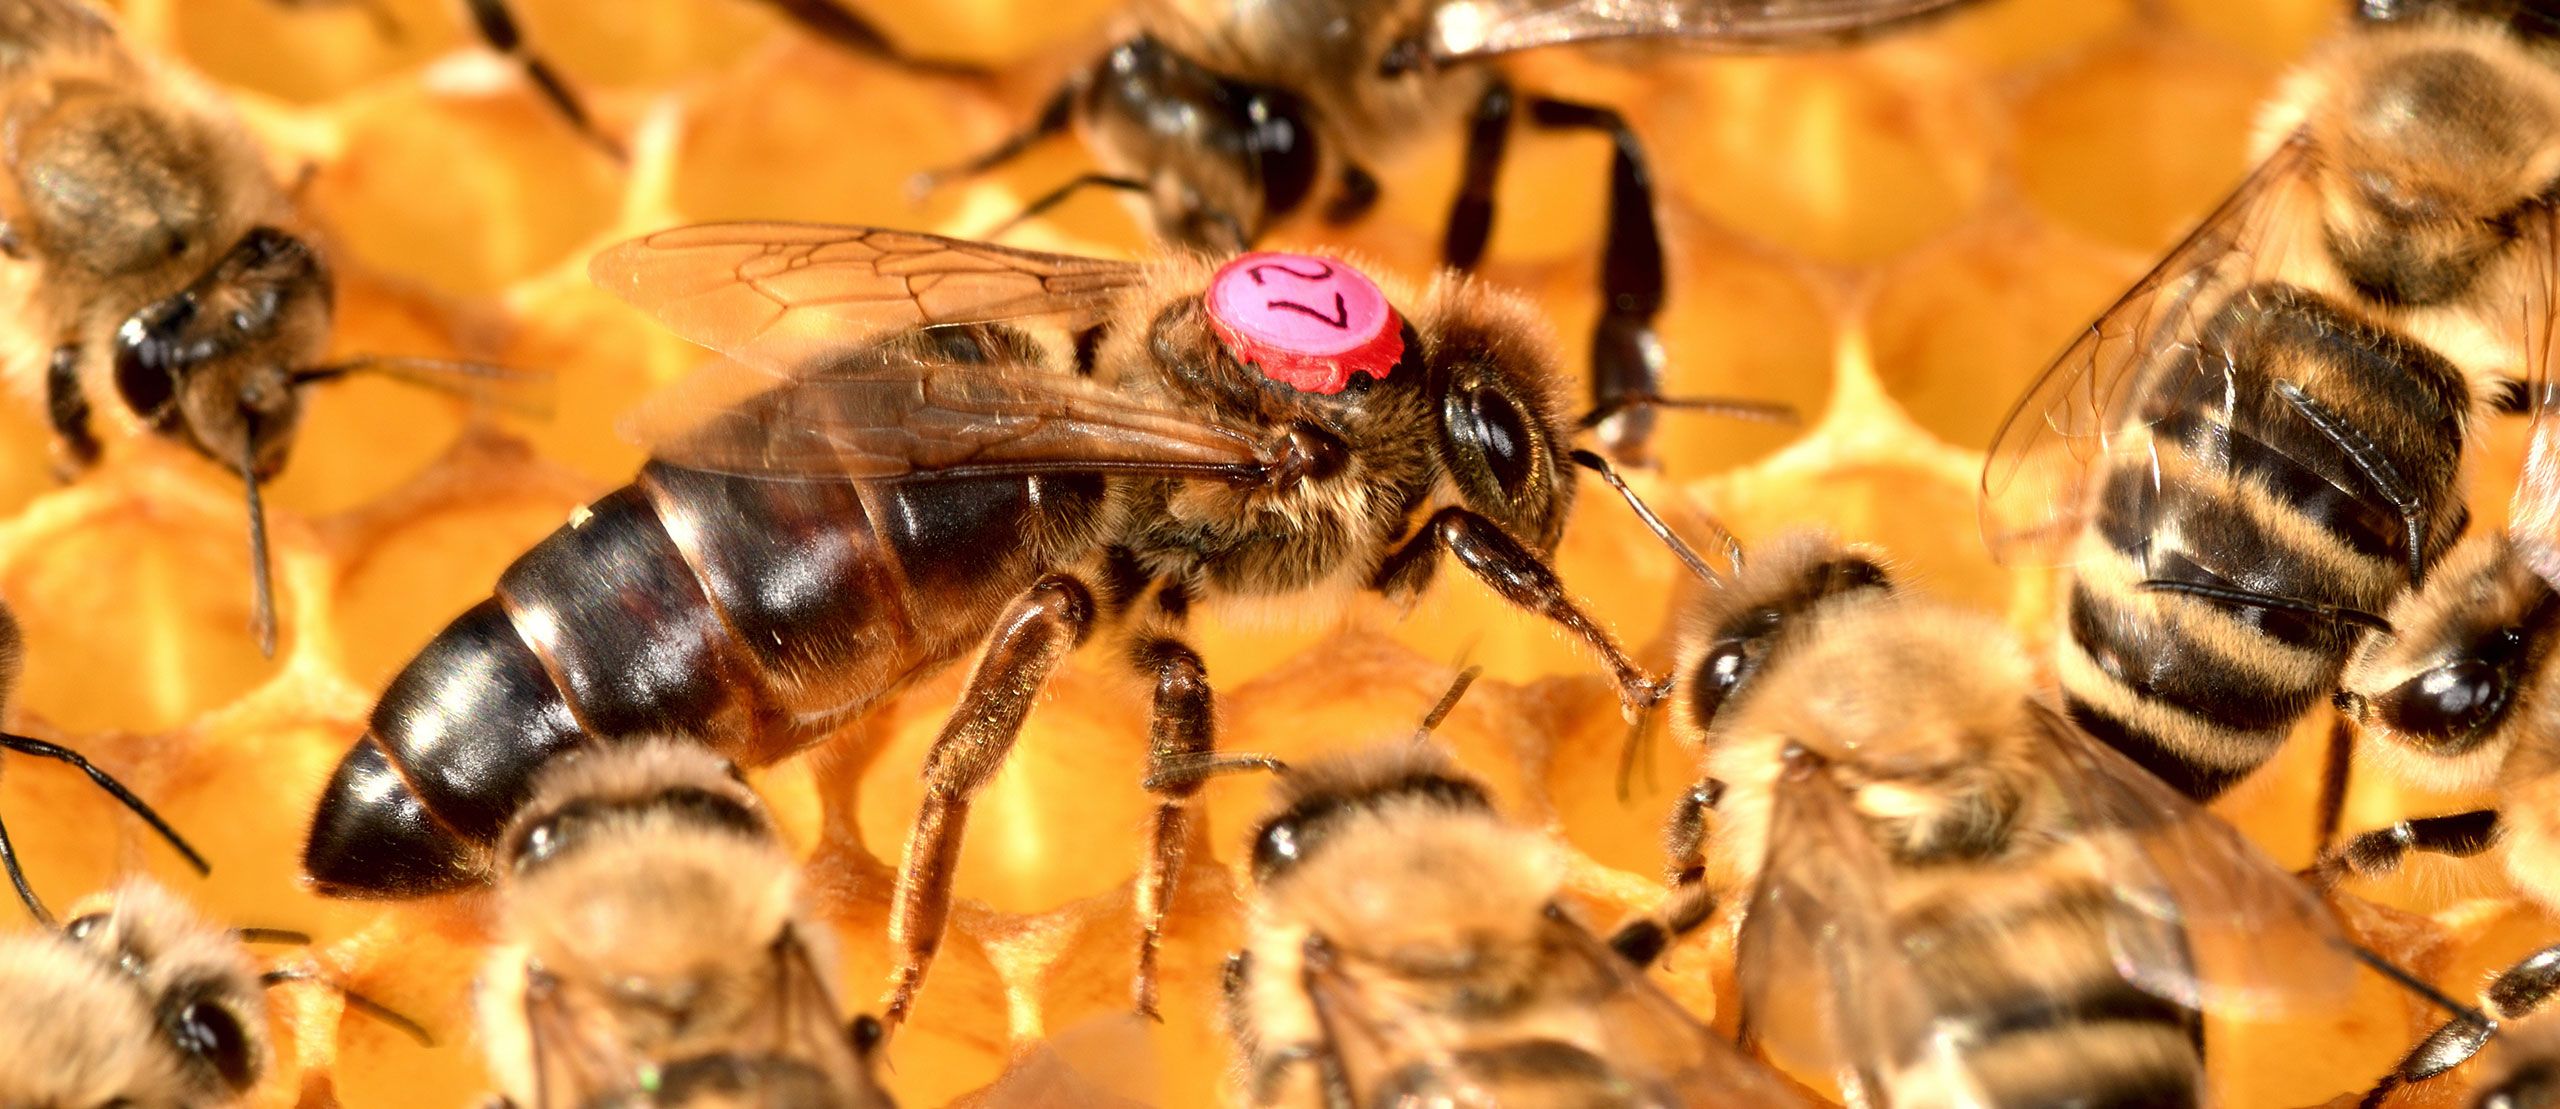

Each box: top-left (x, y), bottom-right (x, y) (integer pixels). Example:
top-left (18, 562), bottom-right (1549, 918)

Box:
top-left (0, 0), bottom-right (2540, 1105)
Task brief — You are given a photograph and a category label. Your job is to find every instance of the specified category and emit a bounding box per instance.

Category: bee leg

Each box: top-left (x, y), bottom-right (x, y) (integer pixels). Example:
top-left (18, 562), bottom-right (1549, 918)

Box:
top-left (2276, 379), bottom-right (2431, 585)
top-left (457, 0), bottom-right (625, 163)
top-left (980, 174), bottom-right (1151, 241)
top-left (2372, 945), bottom-right (2560, 1099)
top-left (1528, 96), bottom-right (1666, 468)
top-left (1441, 82), bottom-right (1515, 272)
top-left (747, 0), bottom-right (988, 76)
top-left (1373, 507), bottom-right (1666, 716)
top-left (1324, 163), bottom-right (1380, 226)
top-left (1609, 779), bottom-right (1721, 968)
top-left (911, 81), bottom-right (1080, 199)
top-left (882, 574), bottom-right (1096, 1027)
top-left (43, 344), bottom-right (98, 478)
top-left (1130, 634), bottom-right (1212, 1020)
top-left (2311, 808), bottom-right (2500, 886)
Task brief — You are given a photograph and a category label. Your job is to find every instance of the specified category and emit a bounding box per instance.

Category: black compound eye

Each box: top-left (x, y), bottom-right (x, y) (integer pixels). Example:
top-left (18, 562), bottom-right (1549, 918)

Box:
top-left (1688, 639), bottom-right (1758, 730)
top-left (1252, 817), bottom-right (1306, 878)
top-left (1462, 386), bottom-right (1536, 497)
top-left (169, 999), bottom-right (255, 1090)
top-left (2383, 659), bottom-right (2511, 746)
top-left (63, 912), bottom-right (107, 941)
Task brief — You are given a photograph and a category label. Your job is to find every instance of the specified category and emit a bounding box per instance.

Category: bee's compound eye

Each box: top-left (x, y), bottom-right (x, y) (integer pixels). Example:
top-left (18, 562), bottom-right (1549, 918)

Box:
top-left (2383, 658), bottom-right (2509, 748)
top-left (1464, 386), bottom-right (1534, 497)
top-left (63, 912), bottom-right (107, 941)
top-left (1687, 639), bottom-right (1756, 729)
top-left (167, 998), bottom-right (255, 1090)
top-left (1252, 818), bottom-right (1305, 879)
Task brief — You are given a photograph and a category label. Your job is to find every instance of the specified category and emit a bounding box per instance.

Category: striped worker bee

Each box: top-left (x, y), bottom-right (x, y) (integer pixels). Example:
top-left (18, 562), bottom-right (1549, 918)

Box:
top-left (1576, 460), bottom-right (2371, 1107)
top-left (475, 740), bottom-right (892, 1109)
top-left (0, 0), bottom-right (541, 655)
top-left (301, 226), bottom-right (1670, 1031)
top-left (1978, 0), bottom-right (2560, 813)
top-left (932, 0), bottom-right (1976, 462)
top-left (0, 876), bottom-right (431, 1108)
top-left (1180, 669), bottom-right (1806, 1108)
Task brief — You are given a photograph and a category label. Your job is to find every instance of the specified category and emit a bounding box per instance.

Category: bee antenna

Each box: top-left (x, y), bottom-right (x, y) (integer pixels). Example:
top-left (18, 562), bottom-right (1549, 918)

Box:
top-left (1419, 665), bottom-right (1483, 736)
top-left (1568, 450), bottom-right (1726, 586)
top-left (1577, 394), bottom-right (1799, 432)
top-left (237, 412), bottom-right (278, 658)
top-left (0, 733), bottom-right (211, 926)
top-left (2341, 941), bottom-right (2492, 1028)
top-left (260, 966), bottom-right (435, 1047)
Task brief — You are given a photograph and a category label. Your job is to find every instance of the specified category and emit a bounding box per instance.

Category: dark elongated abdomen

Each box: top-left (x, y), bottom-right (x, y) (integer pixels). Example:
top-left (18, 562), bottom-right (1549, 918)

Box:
top-left (303, 462), bottom-right (1103, 897)
top-left (2059, 282), bottom-right (2471, 799)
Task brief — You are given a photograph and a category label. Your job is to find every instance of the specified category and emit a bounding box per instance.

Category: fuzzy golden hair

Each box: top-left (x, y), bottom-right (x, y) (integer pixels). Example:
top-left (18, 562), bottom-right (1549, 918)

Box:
top-left (478, 740), bottom-right (828, 1107)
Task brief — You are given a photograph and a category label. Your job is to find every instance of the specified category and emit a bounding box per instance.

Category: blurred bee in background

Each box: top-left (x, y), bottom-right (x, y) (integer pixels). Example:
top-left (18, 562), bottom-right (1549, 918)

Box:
top-left (475, 739), bottom-right (892, 1109)
top-left (1172, 668), bottom-right (1806, 1108)
top-left (1580, 460), bottom-right (2378, 1107)
top-left (926, 0), bottom-right (1978, 464)
top-left (301, 226), bottom-right (1677, 1029)
top-left (1978, 0), bottom-right (2560, 821)
top-left (0, 600), bottom-right (209, 924)
top-left (0, 877), bottom-right (431, 1108)
top-left (0, 0), bottom-right (544, 656)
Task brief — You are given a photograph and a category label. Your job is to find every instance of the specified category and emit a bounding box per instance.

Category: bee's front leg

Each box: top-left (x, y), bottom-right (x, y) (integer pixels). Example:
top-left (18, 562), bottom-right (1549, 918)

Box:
top-left (456, 0), bottom-right (624, 163)
top-left (882, 573), bottom-right (1096, 1029)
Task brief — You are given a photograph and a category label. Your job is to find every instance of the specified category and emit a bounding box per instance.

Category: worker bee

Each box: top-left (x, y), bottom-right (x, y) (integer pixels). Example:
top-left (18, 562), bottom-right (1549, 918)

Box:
top-left (475, 739), bottom-right (892, 1109)
top-left (934, 0), bottom-right (1977, 462)
top-left (0, 0), bottom-right (541, 655)
top-left (1572, 457), bottom-right (2369, 1106)
top-left (1978, 0), bottom-right (2560, 808)
top-left (1183, 669), bottom-right (1805, 1108)
top-left (300, 225), bottom-right (1671, 1029)
top-left (0, 876), bottom-right (432, 1108)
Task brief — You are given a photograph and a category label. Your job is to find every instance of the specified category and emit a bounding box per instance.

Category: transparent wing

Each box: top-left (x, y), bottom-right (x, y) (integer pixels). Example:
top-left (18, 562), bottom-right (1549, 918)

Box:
top-left (596, 223), bottom-right (1275, 483)
top-left (589, 222), bottom-right (1147, 375)
top-left (521, 971), bottom-right (639, 1109)
top-left (1979, 133), bottom-right (2321, 565)
top-left (1425, 0), bottom-right (1981, 61)
top-left (761, 930), bottom-right (893, 1108)
top-left (621, 340), bottom-right (1274, 483)
top-left (1535, 907), bottom-right (1815, 1107)
top-left (1734, 756), bottom-right (1947, 1109)
top-left (2026, 700), bottom-right (2358, 1016)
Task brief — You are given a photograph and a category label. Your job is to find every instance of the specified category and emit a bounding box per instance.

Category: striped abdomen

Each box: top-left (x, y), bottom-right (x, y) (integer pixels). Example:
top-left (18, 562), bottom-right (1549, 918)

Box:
top-left (1885, 865), bottom-right (2204, 1108)
top-left (2060, 281), bottom-right (2471, 799)
top-left (302, 461), bottom-right (1105, 897)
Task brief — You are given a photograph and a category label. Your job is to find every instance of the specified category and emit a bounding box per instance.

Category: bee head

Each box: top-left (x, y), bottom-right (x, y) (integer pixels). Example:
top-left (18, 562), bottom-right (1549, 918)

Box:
top-left (1673, 533), bottom-right (1895, 742)
top-left (1416, 284), bottom-right (1576, 551)
top-left (111, 225), bottom-right (331, 477)
top-left (59, 880), bottom-right (269, 1101)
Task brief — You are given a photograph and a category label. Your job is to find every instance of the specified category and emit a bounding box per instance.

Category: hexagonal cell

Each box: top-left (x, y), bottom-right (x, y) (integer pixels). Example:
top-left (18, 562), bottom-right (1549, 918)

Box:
top-left (328, 488), bottom-right (584, 690)
top-left (1652, 45), bottom-right (2003, 265)
top-left (1, 478), bottom-right (290, 734)
top-left (2167, 0), bottom-right (2342, 65)
top-left (1865, 211), bottom-right (2145, 452)
top-left (1707, 455), bottom-right (2012, 615)
top-left (2012, 33), bottom-right (2275, 256)
top-left (1934, 0), bottom-right (2141, 72)
top-left (306, 76), bottom-right (625, 296)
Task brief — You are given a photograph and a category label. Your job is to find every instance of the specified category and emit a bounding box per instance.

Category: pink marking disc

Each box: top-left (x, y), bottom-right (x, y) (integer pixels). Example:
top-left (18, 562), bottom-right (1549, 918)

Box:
top-left (1205, 252), bottom-right (1404, 395)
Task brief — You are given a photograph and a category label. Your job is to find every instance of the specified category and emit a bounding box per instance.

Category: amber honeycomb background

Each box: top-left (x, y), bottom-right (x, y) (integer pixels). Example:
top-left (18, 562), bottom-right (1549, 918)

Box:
top-left (0, 0), bottom-right (2550, 1104)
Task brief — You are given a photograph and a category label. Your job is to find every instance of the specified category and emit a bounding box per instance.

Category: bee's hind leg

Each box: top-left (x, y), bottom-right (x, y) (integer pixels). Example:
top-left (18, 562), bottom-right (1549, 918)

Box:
top-left (881, 573), bottom-right (1096, 1029)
